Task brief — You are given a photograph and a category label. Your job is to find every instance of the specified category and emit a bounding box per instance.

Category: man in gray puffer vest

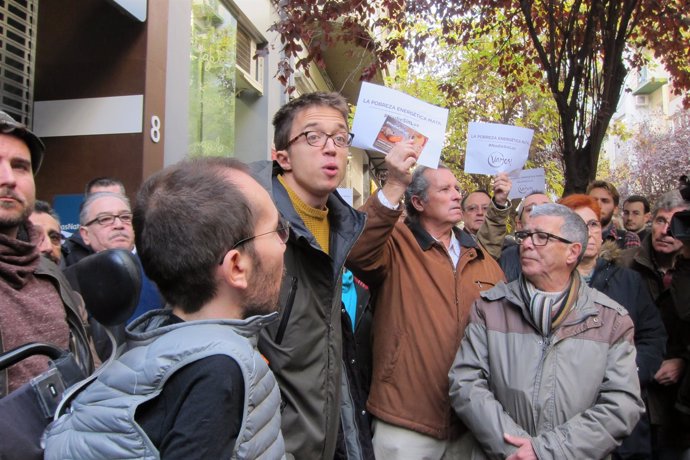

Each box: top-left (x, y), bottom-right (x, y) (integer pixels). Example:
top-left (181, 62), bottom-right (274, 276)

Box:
top-left (43, 157), bottom-right (287, 459)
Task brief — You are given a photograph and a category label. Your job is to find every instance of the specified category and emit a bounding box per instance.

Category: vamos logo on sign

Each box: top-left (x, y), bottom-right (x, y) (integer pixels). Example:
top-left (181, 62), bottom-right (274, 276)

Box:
top-left (518, 184), bottom-right (531, 194)
top-left (488, 152), bottom-right (512, 168)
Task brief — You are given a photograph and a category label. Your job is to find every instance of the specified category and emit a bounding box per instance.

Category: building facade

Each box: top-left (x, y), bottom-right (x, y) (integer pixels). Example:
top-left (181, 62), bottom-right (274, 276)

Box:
top-left (604, 57), bottom-right (689, 167)
top-left (0, 0), bottom-right (377, 226)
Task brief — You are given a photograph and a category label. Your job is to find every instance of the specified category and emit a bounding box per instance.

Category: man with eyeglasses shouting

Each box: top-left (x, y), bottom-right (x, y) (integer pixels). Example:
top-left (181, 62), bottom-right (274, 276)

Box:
top-left (71, 191), bottom-right (163, 359)
top-left (619, 189), bottom-right (690, 458)
top-left (249, 92), bottom-right (366, 459)
top-left (450, 203), bottom-right (643, 459)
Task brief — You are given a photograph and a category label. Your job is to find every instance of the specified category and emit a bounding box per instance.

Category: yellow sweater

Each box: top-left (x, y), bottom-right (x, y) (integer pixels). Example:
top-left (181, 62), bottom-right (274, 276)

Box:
top-left (278, 175), bottom-right (330, 254)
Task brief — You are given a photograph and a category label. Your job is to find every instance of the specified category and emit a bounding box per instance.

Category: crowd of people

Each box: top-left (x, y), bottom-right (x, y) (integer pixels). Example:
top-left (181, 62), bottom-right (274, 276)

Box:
top-left (0, 90), bottom-right (689, 460)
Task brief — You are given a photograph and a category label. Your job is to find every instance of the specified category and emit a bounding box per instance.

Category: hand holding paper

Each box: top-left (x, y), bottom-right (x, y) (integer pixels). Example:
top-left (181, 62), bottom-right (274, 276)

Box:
top-left (492, 173), bottom-right (512, 207)
top-left (382, 140), bottom-right (421, 204)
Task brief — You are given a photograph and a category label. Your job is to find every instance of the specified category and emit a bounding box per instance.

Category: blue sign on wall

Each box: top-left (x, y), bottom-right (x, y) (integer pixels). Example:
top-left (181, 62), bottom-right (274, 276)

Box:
top-left (53, 194), bottom-right (84, 237)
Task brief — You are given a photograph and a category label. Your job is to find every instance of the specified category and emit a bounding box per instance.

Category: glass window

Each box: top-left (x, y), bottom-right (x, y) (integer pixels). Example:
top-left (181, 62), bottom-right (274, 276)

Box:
top-left (189, 0), bottom-right (236, 157)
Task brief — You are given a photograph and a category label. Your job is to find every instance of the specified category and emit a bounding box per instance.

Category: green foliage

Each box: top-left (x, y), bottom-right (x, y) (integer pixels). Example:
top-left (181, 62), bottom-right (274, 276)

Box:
top-left (189, 0), bottom-right (237, 157)
top-left (271, 0), bottom-right (690, 193)
top-left (387, 28), bottom-right (564, 197)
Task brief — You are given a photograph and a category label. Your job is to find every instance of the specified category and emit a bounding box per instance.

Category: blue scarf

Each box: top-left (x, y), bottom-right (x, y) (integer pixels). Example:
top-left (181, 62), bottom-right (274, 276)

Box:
top-left (341, 269), bottom-right (358, 331)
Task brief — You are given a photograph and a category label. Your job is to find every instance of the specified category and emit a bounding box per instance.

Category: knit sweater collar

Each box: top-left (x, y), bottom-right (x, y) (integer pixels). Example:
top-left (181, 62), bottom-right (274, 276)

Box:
top-left (0, 222), bottom-right (41, 289)
top-left (277, 174), bottom-right (329, 218)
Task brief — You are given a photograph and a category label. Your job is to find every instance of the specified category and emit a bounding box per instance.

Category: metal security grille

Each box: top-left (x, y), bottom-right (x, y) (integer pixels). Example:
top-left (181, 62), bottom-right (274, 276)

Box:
top-left (0, 0), bottom-right (38, 126)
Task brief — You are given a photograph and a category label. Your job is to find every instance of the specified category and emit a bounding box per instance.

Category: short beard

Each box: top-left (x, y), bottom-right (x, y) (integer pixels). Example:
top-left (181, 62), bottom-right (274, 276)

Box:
top-left (242, 256), bottom-right (284, 319)
top-left (600, 214), bottom-right (612, 227)
top-left (0, 207), bottom-right (32, 235)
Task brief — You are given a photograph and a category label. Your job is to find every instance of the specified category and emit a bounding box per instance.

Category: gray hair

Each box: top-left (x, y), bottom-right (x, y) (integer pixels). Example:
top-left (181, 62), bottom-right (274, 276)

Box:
top-left (529, 203), bottom-right (588, 254)
top-left (653, 189), bottom-right (690, 218)
top-left (79, 192), bottom-right (131, 225)
top-left (404, 164), bottom-right (451, 221)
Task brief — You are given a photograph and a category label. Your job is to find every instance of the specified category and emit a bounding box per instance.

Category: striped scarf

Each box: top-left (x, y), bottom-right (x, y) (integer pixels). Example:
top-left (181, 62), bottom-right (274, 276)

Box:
top-left (519, 274), bottom-right (580, 336)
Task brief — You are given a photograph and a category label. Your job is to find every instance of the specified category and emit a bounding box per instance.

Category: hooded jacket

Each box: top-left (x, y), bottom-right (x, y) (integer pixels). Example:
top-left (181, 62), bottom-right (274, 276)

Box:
top-left (450, 279), bottom-right (644, 459)
top-left (248, 161), bottom-right (366, 459)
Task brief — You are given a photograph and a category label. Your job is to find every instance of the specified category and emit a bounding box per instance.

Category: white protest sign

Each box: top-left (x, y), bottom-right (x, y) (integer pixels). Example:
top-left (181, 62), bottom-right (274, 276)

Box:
top-left (351, 82), bottom-right (449, 168)
top-left (464, 122), bottom-right (534, 175)
top-left (508, 168), bottom-right (546, 200)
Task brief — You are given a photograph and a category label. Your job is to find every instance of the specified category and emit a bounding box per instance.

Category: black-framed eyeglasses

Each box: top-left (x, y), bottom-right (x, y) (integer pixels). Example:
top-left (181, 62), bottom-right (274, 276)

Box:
top-left (84, 212), bottom-right (133, 227)
top-left (285, 131), bottom-right (354, 149)
top-left (514, 230), bottom-right (573, 246)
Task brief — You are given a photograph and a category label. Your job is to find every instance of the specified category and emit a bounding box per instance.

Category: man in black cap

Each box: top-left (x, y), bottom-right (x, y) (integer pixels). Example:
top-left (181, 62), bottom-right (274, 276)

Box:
top-left (0, 110), bottom-right (93, 396)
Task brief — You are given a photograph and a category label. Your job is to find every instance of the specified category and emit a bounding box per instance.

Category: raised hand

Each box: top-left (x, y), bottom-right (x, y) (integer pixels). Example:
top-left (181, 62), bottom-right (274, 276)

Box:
top-left (382, 140), bottom-right (421, 204)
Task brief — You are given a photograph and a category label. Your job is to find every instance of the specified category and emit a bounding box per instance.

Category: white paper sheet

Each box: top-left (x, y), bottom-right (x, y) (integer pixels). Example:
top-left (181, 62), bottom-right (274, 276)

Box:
top-left (351, 82), bottom-right (449, 168)
top-left (464, 122), bottom-right (534, 175)
top-left (508, 168), bottom-right (546, 199)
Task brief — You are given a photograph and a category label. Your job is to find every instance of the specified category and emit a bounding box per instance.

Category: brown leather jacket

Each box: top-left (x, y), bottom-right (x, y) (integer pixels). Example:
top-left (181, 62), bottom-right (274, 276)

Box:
top-left (347, 193), bottom-right (505, 439)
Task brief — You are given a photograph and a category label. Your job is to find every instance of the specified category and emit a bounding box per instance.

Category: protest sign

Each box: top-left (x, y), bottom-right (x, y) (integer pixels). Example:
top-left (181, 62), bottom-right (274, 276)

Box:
top-left (464, 122), bottom-right (534, 175)
top-left (352, 82), bottom-right (449, 168)
top-left (508, 168), bottom-right (546, 200)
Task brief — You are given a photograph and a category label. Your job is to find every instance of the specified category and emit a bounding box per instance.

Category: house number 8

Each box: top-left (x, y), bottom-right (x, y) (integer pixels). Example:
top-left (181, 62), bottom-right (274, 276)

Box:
top-left (150, 115), bottom-right (161, 143)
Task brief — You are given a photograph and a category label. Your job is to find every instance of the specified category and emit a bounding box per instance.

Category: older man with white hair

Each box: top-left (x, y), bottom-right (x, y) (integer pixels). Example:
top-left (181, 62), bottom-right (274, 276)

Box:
top-left (450, 203), bottom-right (644, 459)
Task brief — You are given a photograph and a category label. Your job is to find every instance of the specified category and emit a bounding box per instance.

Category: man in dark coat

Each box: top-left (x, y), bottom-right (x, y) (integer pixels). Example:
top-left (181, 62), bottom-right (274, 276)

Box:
top-left (559, 194), bottom-right (666, 460)
top-left (619, 189), bottom-right (690, 459)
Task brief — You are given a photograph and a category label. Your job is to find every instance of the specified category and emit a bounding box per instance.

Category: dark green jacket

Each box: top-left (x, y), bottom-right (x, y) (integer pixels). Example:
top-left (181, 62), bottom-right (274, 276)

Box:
top-left (249, 161), bottom-right (366, 459)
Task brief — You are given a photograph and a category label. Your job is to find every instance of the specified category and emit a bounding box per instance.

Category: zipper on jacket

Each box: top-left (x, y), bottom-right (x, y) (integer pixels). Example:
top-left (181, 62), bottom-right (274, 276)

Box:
top-left (475, 280), bottom-right (496, 290)
top-left (275, 276), bottom-right (298, 345)
top-left (531, 335), bottom-right (551, 406)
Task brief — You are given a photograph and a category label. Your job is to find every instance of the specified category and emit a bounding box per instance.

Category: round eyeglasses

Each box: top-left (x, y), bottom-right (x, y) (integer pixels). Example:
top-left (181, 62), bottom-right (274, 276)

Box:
top-left (285, 131), bottom-right (354, 149)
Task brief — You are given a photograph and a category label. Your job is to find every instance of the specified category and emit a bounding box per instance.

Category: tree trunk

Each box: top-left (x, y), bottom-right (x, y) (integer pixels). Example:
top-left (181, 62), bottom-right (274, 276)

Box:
top-left (563, 143), bottom-right (595, 195)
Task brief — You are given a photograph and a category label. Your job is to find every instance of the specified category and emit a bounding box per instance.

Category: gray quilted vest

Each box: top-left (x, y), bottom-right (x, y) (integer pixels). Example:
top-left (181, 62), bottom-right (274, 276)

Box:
top-left (43, 310), bottom-right (285, 459)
